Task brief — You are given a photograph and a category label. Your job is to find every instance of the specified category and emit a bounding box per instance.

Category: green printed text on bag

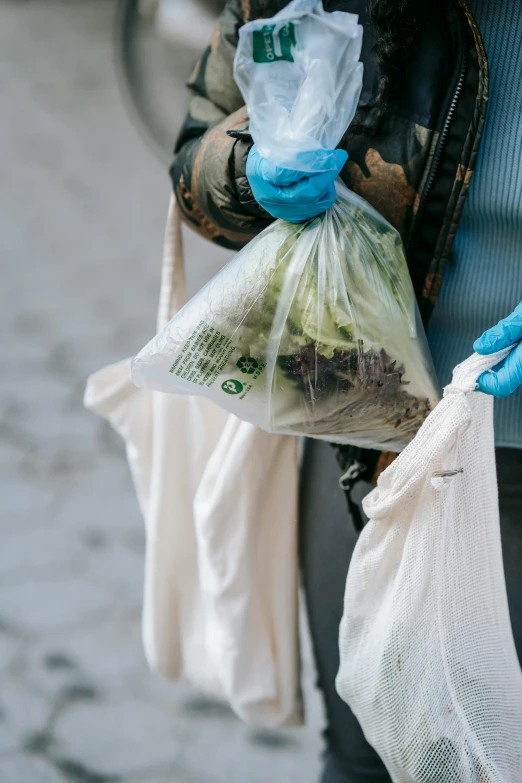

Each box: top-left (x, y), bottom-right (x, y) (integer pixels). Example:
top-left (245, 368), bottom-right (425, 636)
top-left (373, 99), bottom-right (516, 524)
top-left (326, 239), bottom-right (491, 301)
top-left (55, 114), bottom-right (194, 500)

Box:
top-left (252, 23), bottom-right (296, 64)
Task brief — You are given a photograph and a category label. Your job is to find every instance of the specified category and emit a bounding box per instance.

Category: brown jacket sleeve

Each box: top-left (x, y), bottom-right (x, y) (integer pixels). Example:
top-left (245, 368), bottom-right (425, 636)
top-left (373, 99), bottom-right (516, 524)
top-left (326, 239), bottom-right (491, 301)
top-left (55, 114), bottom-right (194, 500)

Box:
top-left (170, 0), bottom-right (275, 249)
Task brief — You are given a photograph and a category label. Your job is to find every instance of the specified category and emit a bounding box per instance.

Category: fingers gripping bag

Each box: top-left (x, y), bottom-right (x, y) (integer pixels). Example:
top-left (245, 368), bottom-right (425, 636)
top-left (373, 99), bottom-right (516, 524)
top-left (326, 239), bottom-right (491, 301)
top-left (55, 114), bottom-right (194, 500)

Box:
top-left (132, 0), bottom-right (440, 451)
top-left (336, 351), bottom-right (522, 783)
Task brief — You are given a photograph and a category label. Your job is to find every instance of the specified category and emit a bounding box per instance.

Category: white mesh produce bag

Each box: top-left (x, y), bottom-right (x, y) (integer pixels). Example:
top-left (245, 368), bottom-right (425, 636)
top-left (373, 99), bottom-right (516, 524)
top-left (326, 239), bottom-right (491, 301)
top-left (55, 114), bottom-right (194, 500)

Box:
top-left (336, 350), bottom-right (522, 783)
top-left (131, 0), bottom-right (440, 451)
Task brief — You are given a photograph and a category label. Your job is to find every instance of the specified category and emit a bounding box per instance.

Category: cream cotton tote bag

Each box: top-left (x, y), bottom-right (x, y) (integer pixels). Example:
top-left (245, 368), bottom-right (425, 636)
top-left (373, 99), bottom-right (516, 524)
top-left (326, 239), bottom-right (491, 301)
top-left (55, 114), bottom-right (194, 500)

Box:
top-left (84, 198), bottom-right (302, 726)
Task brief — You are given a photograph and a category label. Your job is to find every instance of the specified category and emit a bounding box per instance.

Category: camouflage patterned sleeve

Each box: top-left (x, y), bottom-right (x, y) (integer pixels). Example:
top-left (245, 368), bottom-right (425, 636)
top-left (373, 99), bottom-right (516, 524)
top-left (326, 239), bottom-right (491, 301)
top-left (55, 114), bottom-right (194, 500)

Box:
top-left (170, 0), bottom-right (273, 250)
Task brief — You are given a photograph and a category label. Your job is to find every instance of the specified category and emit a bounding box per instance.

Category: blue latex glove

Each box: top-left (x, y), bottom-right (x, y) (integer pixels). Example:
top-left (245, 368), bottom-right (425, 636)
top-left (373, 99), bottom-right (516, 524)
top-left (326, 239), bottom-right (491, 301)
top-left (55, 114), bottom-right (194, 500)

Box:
top-left (246, 145), bottom-right (348, 223)
top-left (473, 301), bottom-right (522, 397)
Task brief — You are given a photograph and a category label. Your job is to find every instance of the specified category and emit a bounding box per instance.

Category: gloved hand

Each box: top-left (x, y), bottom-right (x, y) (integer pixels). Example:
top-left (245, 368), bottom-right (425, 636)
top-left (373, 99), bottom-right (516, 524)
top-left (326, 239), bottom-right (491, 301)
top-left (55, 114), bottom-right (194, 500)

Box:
top-left (473, 301), bottom-right (522, 397)
top-left (246, 144), bottom-right (348, 223)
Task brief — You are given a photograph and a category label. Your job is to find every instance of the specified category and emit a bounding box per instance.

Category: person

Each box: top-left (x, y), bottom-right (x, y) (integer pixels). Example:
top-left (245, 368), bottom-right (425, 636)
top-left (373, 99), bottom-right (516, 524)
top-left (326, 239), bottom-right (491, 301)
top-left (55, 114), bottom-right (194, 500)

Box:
top-left (171, 1), bottom-right (522, 780)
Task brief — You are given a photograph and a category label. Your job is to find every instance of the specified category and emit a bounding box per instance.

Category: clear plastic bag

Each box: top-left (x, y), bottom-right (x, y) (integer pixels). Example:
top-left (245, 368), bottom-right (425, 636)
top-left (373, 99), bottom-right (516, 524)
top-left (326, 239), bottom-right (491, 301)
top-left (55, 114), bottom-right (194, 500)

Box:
top-left (132, 0), bottom-right (440, 451)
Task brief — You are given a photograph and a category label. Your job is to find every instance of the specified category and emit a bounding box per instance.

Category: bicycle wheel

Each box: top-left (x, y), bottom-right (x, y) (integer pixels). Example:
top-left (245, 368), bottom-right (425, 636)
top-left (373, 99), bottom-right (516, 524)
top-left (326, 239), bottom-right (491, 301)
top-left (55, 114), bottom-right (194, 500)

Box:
top-left (115, 0), bottom-right (222, 165)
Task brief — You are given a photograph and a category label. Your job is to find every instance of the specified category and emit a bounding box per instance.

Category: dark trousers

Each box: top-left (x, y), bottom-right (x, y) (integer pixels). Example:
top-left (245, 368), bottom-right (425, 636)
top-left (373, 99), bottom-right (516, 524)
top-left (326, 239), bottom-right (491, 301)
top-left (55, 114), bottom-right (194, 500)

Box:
top-left (299, 442), bottom-right (522, 783)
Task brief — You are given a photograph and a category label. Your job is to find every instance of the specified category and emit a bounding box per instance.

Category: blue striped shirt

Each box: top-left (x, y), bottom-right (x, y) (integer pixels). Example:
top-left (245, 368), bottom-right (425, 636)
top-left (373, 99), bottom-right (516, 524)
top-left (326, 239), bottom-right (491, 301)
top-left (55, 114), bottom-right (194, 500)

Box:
top-left (427, 0), bottom-right (522, 448)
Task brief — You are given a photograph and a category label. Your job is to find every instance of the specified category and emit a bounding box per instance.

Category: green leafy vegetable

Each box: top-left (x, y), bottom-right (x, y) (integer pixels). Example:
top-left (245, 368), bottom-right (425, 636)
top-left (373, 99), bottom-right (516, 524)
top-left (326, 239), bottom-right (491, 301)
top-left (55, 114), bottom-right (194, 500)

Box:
top-left (222, 189), bottom-right (439, 445)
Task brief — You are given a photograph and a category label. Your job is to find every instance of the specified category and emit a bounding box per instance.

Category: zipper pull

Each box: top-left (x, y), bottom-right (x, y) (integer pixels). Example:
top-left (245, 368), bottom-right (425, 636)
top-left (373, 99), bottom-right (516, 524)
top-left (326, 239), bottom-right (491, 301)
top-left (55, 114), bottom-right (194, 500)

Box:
top-left (226, 130), bottom-right (253, 142)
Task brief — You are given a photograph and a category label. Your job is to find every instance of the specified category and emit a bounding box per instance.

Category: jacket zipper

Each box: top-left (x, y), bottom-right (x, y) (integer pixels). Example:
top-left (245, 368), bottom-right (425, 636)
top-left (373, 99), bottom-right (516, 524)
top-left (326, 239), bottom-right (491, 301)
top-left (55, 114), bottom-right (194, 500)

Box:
top-left (406, 4), bottom-right (469, 257)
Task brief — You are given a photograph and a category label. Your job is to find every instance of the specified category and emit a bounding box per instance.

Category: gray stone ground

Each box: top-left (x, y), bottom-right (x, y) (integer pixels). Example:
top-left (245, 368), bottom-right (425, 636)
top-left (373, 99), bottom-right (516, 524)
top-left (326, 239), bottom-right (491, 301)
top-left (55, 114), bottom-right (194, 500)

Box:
top-left (0, 1), bottom-right (324, 781)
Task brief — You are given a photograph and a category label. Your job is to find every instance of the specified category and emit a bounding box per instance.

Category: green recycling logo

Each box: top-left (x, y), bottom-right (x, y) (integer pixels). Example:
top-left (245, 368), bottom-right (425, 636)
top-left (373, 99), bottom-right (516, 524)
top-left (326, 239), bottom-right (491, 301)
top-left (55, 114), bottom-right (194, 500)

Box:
top-left (221, 379), bottom-right (243, 395)
top-left (236, 357), bottom-right (259, 375)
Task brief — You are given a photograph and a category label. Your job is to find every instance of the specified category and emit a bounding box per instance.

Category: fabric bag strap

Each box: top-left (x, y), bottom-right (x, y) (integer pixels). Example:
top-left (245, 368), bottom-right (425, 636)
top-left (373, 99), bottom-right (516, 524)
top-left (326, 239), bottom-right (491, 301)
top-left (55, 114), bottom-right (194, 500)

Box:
top-left (444, 347), bottom-right (513, 396)
top-left (157, 196), bottom-right (187, 332)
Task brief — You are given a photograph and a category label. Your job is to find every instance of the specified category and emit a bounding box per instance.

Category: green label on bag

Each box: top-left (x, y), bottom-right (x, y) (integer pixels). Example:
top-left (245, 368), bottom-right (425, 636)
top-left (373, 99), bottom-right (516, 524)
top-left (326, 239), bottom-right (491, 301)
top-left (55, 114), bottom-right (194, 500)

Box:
top-left (236, 356), bottom-right (259, 374)
top-left (221, 379), bottom-right (244, 395)
top-left (169, 321), bottom-right (235, 387)
top-left (169, 321), bottom-right (266, 399)
top-left (252, 22), bottom-right (296, 63)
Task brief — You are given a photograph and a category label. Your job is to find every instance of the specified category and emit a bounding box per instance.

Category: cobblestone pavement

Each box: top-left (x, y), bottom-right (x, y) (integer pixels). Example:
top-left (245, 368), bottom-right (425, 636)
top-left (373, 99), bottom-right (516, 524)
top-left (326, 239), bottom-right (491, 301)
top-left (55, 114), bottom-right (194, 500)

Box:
top-left (1, 2), bottom-right (323, 781)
